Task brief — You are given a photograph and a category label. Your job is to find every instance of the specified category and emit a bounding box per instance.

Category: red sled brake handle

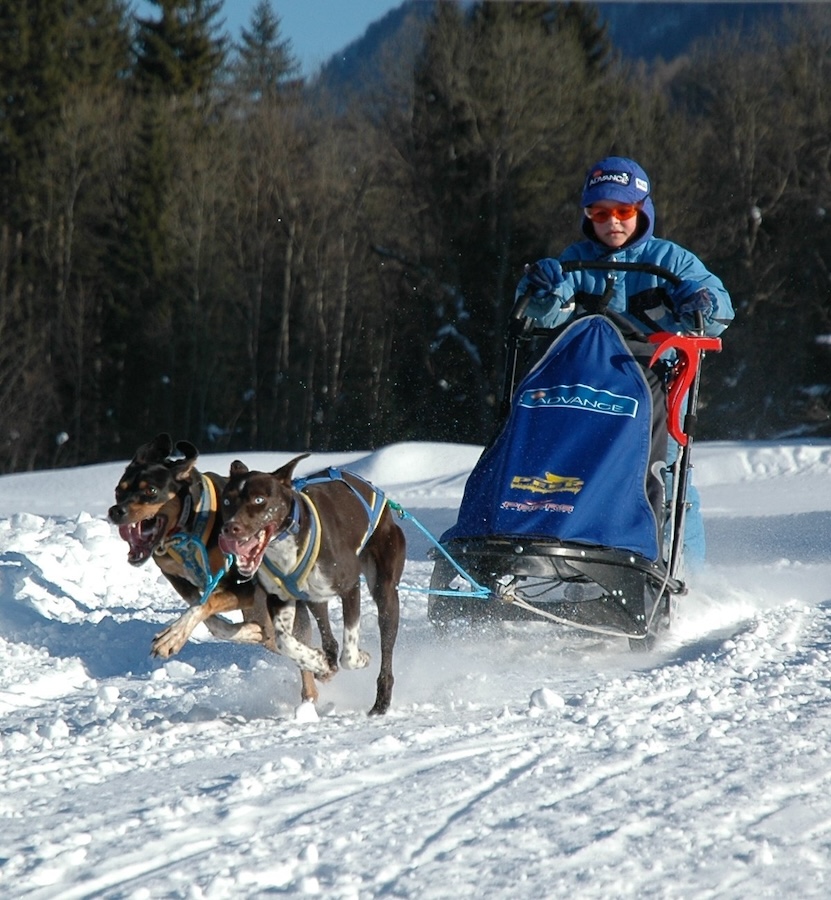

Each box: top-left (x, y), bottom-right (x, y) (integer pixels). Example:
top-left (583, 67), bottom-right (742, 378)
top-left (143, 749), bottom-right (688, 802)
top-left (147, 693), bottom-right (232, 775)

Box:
top-left (648, 332), bottom-right (722, 446)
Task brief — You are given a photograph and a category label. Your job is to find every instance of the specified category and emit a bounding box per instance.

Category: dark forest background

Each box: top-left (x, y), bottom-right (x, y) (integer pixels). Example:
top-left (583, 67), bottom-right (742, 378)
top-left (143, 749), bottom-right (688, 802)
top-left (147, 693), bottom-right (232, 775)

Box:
top-left (2, 0), bottom-right (830, 473)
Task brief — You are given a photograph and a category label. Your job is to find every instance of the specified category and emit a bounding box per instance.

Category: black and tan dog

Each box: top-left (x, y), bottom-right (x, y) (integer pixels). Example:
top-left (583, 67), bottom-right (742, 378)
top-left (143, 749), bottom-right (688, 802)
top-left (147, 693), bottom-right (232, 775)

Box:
top-left (218, 455), bottom-right (406, 716)
top-left (108, 434), bottom-right (330, 704)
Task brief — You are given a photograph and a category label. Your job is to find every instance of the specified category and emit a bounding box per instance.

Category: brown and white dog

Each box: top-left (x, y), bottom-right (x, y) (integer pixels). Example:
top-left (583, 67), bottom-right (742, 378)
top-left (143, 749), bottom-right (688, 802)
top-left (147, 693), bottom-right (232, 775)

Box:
top-left (218, 455), bottom-right (406, 716)
top-left (108, 434), bottom-right (331, 704)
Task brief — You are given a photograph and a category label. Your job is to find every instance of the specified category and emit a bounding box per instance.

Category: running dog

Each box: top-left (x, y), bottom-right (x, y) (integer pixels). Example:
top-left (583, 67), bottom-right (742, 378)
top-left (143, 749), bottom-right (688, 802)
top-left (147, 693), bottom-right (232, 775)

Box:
top-left (108, 434), bottom-right (330, 704)
top-left (218, 455), bottom-right (406, 716)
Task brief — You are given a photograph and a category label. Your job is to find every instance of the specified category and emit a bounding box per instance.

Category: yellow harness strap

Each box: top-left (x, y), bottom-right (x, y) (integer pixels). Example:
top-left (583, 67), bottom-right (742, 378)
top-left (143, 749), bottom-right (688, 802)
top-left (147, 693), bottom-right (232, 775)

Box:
top-left (259, 494), bottom-right (323, 601)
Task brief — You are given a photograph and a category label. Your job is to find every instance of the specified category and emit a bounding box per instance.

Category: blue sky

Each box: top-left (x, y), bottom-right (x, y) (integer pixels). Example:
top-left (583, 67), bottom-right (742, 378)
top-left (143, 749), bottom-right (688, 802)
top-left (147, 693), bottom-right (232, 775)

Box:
top-left (136, 0), bottom-right (406, 75)
top-left (271, 1), bottom-right (406, 74)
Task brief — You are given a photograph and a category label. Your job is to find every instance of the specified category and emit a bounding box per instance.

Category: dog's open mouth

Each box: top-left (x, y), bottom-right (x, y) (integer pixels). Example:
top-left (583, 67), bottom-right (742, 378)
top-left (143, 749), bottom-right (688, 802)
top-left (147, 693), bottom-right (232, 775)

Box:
top-left (219, 525), bottom-right (275, 577)
top-left (118, 516), bottom-right (168, 565)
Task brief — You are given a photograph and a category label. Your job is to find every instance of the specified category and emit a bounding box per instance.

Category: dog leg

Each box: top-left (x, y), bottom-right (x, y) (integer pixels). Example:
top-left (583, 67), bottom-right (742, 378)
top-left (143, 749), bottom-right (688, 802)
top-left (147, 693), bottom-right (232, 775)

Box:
top-left (202, 615), bottom-right (263, 644)
top-left (152, 606), bottom-right (208, 657)
top-left (151, 589), bottom-right (254, 658)
top-left (271, 597), bottom-right (336, 679)
top-left (339, 583), bottom-right (370, 671)
top-left (252, 588), bottom-right (277, 652)
top-left (364, 522), bottom-right (405, 716)
top-left (293, 602), bottom-right (318, 705)
top-left (369, 580), bottom-right (400, 716)
top-left (308, 601), bottom-right (339, 675)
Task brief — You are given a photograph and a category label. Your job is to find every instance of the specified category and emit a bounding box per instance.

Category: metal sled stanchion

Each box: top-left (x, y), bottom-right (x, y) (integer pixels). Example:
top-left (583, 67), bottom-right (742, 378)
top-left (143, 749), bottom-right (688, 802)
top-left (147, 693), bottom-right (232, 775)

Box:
top-left (648, 322), bottom-right (723, 580)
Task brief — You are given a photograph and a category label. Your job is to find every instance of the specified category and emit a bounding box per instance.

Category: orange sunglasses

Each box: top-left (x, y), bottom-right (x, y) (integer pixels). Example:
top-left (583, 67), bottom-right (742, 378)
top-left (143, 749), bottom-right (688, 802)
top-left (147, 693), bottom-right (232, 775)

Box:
top-left (584, 203), bottom-right (642, 223)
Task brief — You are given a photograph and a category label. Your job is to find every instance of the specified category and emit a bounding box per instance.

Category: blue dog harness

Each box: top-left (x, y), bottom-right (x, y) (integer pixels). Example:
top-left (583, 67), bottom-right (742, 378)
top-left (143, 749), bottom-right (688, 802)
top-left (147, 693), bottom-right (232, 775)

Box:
top-left (156, 475), bottom-right (233, 604)
top-left (258, 467), bottom-right (387, 602)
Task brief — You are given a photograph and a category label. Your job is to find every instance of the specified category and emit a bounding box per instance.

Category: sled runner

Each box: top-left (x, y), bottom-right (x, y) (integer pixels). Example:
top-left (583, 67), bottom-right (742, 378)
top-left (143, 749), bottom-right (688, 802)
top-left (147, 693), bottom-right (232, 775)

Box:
top-left (428, 261), bottom-right (722, 646)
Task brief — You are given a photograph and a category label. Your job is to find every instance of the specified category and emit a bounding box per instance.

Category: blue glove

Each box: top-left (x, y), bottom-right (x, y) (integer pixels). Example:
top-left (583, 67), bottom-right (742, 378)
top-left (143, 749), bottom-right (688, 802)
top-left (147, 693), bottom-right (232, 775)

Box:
top-left (518, 258), bottom-right (564, 298)
top-left (671, 280), bottom-right (715, 317)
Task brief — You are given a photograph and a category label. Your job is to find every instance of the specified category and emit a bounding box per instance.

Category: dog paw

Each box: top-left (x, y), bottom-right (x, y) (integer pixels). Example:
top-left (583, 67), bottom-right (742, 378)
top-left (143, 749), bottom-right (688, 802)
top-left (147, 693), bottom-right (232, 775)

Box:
top-left (233, 622), bottom-right (264, 643)
top-left (152, 609), bottom-right (201, 658)
top-left (150, 639), bottom-right (178, 659)
top-left (340, 648), bottom-right (371, 670)
top-left (315, 665), bottom-right (339, 683)
top-left (151, 625), bottom-right (187, 658)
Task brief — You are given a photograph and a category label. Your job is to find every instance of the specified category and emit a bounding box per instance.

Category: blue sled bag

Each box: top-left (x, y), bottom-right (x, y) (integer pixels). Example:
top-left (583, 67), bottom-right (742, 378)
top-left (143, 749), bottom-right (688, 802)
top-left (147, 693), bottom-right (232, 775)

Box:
top-left (443, 315), bottom-right (666, 561)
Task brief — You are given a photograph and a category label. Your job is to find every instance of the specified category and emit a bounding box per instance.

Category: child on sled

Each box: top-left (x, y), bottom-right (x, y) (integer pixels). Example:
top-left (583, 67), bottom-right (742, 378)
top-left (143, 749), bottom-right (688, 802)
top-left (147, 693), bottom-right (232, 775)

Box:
top-left (516, 156), bottom-right (734, 568)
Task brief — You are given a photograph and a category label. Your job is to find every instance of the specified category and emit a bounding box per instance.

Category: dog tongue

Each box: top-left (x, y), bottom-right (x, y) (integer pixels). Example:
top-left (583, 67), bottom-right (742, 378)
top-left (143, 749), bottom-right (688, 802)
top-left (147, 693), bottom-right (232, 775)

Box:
top-left (118, 518), bottom-right (163, 564)
top-left (218, 533), bottom-right (238, 556)
top-left (220, 530), bottom-right (270, 576)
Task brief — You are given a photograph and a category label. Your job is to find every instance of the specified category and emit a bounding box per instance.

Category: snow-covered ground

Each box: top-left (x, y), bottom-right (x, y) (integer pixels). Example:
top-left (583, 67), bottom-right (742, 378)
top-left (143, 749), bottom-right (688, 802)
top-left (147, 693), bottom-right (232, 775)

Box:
top-left (3, 440), bottom-right (831, 898)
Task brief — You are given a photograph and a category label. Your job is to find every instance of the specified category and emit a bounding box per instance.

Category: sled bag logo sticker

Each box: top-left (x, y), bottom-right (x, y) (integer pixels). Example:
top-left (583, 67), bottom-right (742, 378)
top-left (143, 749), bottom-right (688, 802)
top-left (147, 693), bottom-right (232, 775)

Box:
top-left (519, 384), bottom-right (638, 417)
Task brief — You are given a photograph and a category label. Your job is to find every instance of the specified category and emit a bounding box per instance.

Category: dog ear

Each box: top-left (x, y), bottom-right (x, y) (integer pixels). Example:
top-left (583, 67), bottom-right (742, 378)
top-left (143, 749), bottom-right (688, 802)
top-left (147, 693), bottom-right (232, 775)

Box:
top-left (174, 440), bottom-right (199, 463)
top-left (230, 460), bottom-right (249, 477)
top-left (134, 433), bottom-right (172, 465)
top-left (272, 453), bottom-right (310, 485)
top-left (168, 441), bottom-right (198, 481)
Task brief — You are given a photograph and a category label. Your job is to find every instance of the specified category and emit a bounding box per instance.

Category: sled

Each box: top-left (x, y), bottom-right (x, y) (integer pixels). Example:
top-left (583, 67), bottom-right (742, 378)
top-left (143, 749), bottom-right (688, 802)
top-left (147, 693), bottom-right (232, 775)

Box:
top-left (428, 261), bottom-right (722, 647)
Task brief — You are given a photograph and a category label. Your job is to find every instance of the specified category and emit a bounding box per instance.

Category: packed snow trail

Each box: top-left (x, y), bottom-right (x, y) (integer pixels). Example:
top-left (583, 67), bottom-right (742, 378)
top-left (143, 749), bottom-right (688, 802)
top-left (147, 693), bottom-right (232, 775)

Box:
top-left (2, 442), bottom-right (831, 897)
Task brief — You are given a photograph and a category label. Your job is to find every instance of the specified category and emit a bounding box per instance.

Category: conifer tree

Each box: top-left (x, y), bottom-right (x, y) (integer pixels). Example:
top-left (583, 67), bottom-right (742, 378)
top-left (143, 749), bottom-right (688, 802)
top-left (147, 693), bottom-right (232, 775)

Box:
top-left (134, 0), bottom-right (227, 98)
top-left (232, 0), bottom-right (299, 104)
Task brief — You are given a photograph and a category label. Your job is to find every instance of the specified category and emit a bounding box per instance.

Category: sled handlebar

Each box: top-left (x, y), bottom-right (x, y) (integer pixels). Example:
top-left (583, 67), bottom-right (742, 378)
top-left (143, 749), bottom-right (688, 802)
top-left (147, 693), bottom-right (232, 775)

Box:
top-left (509, 259), bottom-right (683, 323)
top-left (563, 259), bottom-right (682, 286)
top-left (648, 331), bottom-right (722, 446)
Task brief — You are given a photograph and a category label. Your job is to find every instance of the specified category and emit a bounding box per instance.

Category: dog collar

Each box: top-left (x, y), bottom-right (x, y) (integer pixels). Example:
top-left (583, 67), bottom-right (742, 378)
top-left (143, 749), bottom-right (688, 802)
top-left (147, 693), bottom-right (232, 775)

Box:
top-left (173, 491), bottom-right (193, 534)
top-left (159, 475), bottom-right (216, 551)
top-left (157, 476), bottom-right (228, 602)
top-left (274, 496), bottom-right (302, 542)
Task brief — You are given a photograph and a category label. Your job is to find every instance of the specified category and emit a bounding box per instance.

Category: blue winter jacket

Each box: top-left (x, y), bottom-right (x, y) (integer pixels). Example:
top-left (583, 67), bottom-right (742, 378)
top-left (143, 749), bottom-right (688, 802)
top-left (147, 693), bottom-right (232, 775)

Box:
top-left (521, 199), bottom-right (734, 337)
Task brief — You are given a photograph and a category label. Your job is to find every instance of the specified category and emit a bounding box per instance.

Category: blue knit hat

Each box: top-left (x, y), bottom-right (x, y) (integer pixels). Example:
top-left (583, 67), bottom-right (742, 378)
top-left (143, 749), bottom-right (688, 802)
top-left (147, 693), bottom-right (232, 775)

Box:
top-left (581, 156), bottom-right (651, 207)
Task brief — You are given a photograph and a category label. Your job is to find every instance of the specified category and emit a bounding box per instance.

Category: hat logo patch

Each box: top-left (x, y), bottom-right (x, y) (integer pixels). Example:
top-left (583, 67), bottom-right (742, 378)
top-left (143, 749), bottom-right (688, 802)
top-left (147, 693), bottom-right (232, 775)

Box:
top-left (635, 177), bottom-right (649, 193)
top-left (587, 169), bottom-right (630, 188)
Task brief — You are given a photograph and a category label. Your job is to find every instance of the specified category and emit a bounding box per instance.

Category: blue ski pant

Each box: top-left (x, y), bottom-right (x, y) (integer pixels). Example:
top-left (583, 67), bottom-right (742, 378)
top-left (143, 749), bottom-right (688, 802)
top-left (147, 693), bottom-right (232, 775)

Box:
top-left (665, 437), bottom-right (705, 570)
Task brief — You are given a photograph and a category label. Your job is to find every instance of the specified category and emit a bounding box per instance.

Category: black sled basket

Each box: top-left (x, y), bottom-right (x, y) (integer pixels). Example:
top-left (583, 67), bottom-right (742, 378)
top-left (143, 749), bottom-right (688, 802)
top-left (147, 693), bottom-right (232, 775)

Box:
top-left (428, 261), bottom-right (722, 644)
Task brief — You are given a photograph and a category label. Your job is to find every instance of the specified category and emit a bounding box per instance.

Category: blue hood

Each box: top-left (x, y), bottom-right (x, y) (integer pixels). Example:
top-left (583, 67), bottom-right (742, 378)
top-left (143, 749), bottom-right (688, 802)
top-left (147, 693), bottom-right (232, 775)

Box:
top-left (580, 156), bottom-right (654, 250)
